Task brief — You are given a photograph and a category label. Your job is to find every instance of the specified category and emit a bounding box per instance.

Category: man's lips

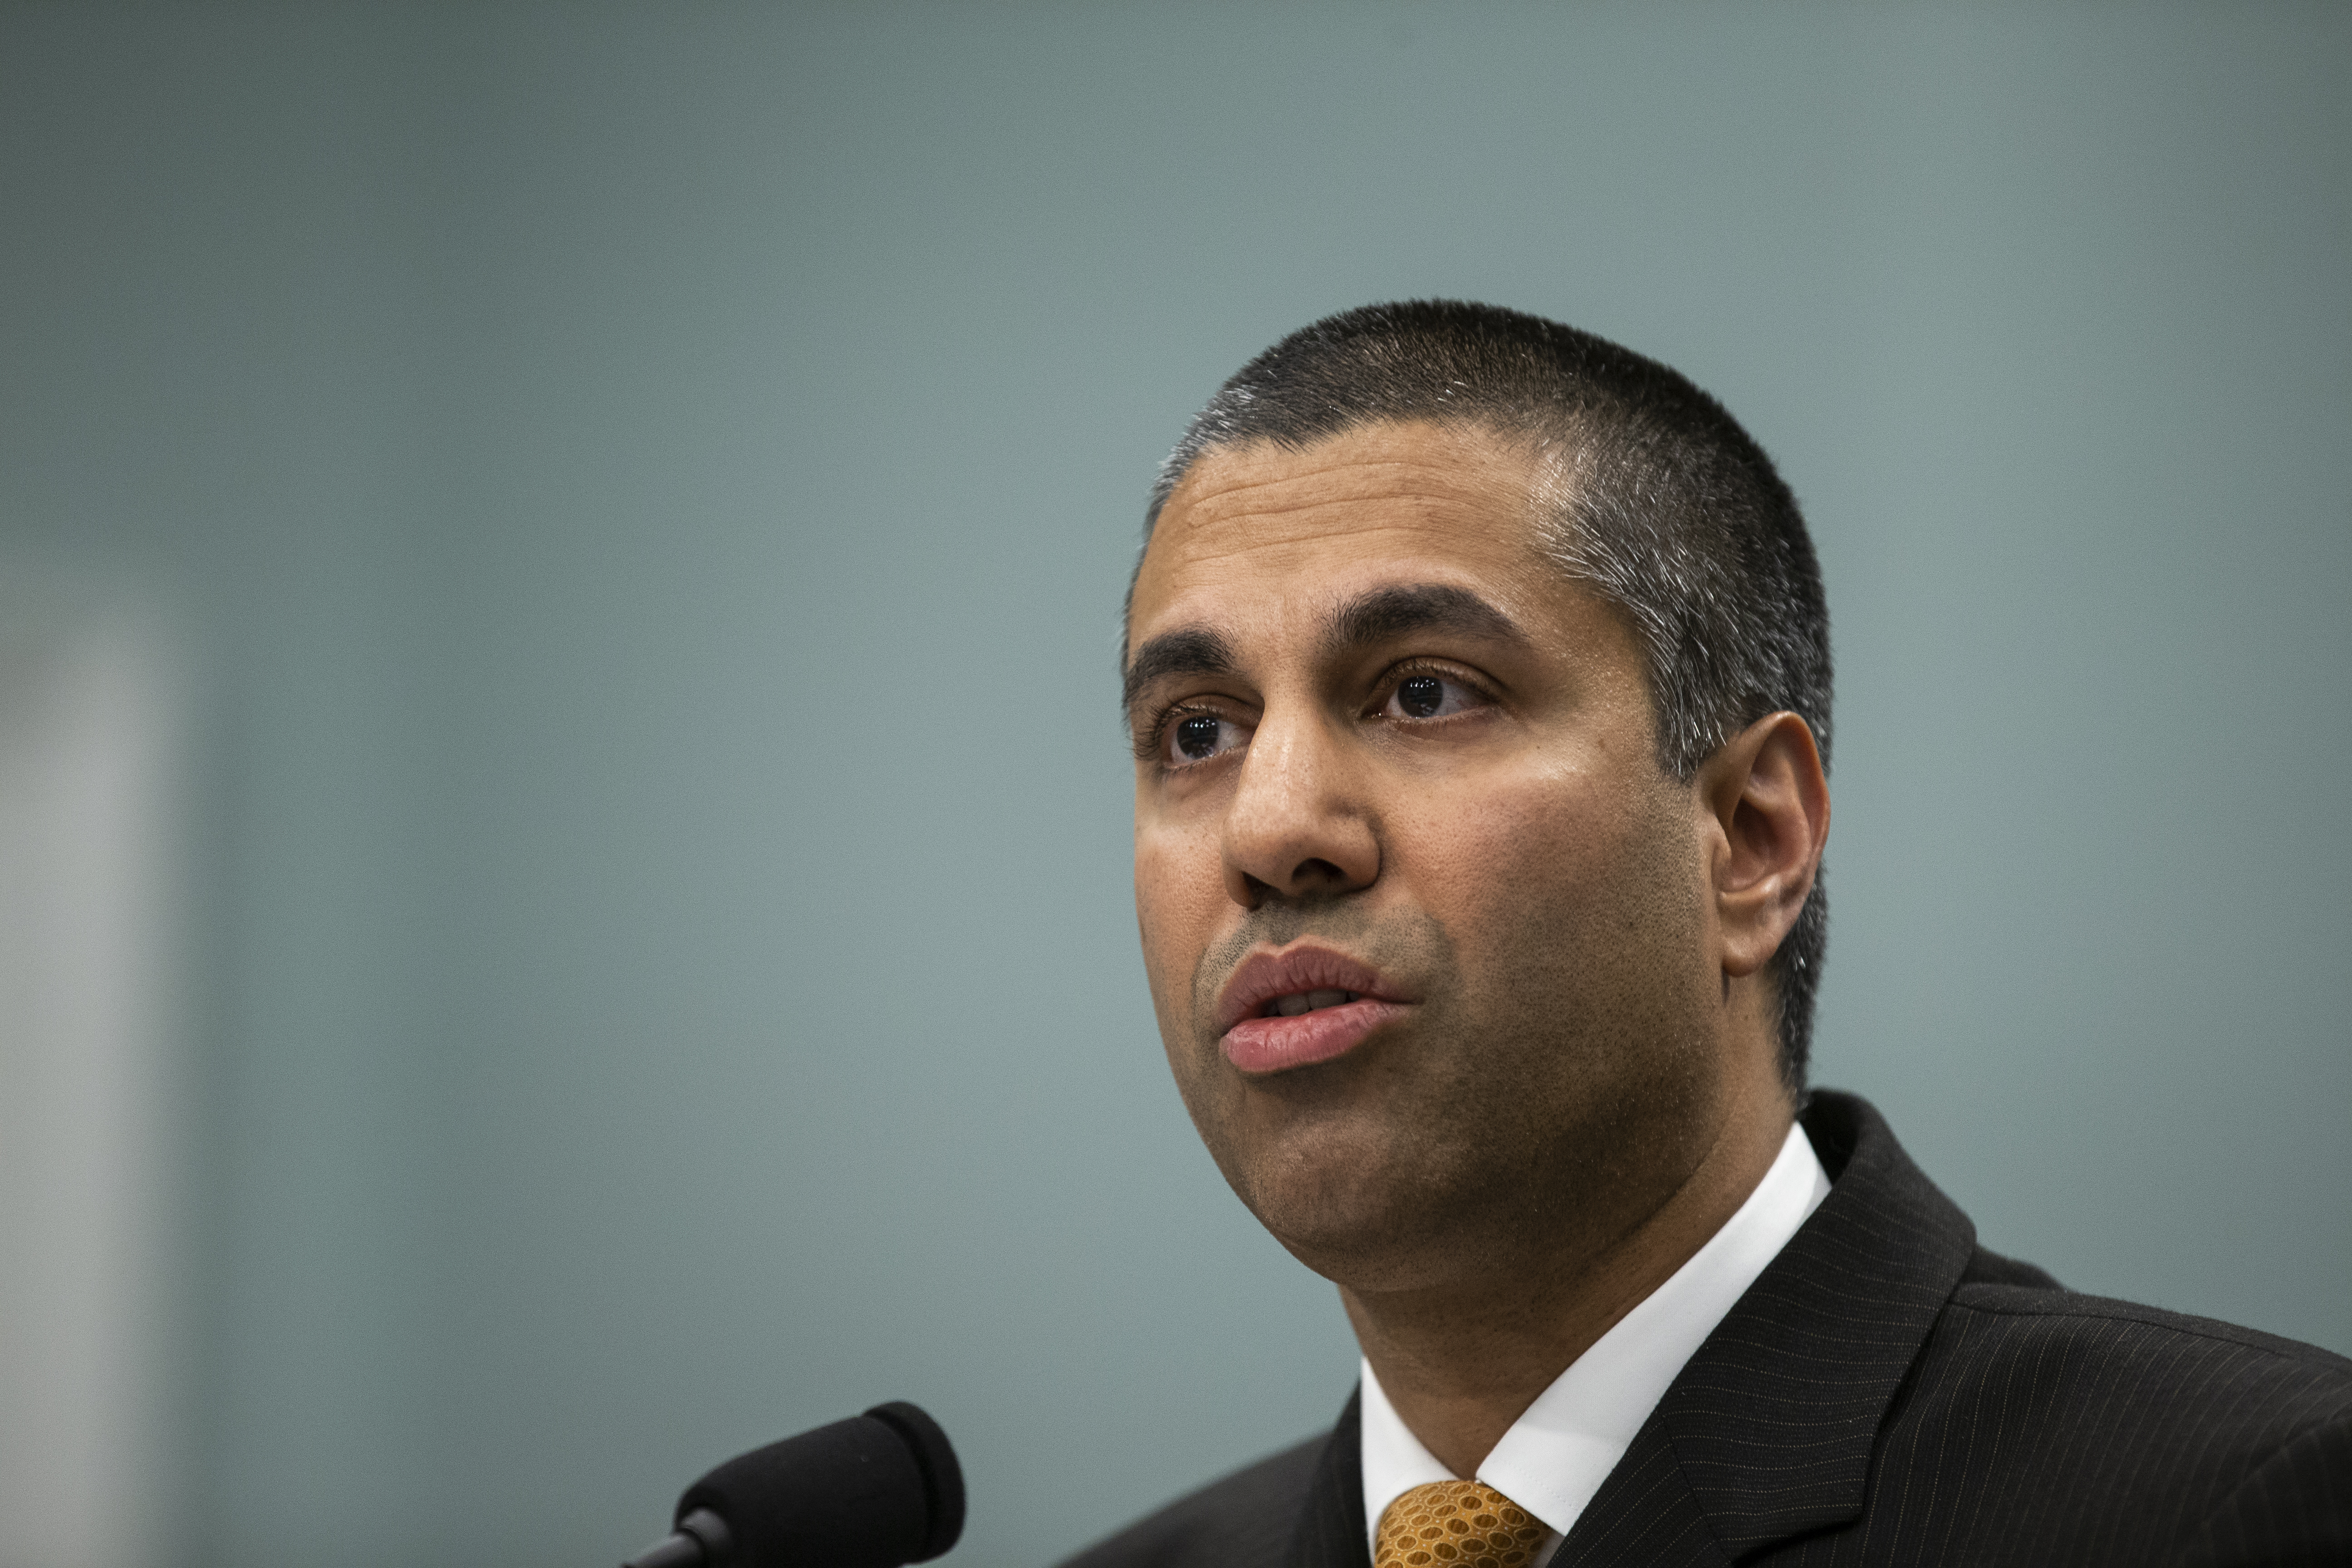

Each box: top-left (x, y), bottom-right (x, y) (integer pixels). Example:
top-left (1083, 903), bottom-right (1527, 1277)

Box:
top-left (1214, 945), bottom-right (1412, 1075)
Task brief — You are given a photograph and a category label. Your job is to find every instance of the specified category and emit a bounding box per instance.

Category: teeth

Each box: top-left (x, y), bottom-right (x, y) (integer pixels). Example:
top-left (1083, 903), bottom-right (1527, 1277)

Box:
top-left (1269, 989), bottom-right (1359, 1018)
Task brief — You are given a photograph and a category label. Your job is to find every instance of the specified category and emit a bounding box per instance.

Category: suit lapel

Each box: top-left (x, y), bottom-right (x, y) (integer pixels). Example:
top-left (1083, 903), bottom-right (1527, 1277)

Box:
top-left (1286, 1389), bottom-right (1371, 1568)
top-left (1548, 1093), bottom-right (1979, 1564)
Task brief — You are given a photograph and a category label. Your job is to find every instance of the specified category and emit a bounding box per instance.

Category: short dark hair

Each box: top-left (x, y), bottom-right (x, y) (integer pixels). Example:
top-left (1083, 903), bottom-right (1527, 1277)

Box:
top-left (1142, 300), bottom-right (1833, 1091)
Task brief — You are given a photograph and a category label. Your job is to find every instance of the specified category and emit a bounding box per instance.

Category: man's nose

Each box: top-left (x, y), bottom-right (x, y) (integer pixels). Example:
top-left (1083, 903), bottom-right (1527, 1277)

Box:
top-left (1219, 704), bottom-right (1379, 908)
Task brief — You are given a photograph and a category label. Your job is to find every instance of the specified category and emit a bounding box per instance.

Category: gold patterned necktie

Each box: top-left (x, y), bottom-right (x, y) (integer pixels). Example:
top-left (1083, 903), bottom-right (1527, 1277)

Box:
top-left (1374, 1479), bottom-right (1547, 1568)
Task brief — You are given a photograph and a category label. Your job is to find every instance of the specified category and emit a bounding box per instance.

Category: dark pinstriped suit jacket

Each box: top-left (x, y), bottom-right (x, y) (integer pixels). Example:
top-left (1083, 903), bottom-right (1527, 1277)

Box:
top-left (1062, 1093), bottom-right (2352, 1567)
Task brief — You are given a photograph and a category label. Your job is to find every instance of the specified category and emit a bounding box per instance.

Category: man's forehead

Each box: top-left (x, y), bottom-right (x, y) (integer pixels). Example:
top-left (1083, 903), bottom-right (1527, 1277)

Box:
top-left (1131, 420), bottom-right (1563, 632)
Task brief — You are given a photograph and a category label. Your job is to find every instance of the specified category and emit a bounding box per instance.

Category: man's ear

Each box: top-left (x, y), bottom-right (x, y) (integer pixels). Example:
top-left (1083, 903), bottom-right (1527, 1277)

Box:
top-left (1696, 710), bottom-right (1829, 980)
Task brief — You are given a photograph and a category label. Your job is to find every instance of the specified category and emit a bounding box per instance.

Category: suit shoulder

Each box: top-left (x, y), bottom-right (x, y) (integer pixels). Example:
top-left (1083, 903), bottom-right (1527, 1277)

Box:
top-left (1945, 1281), bottom-right (2352, 1387)
top-left (2177, 1407), bottom-right (2352, 1564)
top-left (1820, 1284), bottom-right (2352, 1559)
top-left (1918, 1282), bottom-right (2352, 1490)
top-left (1057, 1433), bottom-right (1328, 1568)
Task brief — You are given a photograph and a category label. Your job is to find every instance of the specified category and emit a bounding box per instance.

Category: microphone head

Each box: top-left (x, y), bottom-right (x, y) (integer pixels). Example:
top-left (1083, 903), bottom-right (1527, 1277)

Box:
top-left (668, 1401), bottom-right (965, 1568)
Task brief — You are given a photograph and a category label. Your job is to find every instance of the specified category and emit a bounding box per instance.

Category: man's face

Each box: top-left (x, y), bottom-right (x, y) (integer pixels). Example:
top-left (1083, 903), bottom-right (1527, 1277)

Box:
top-left (1126, 420), bottom-right (1740, 1294)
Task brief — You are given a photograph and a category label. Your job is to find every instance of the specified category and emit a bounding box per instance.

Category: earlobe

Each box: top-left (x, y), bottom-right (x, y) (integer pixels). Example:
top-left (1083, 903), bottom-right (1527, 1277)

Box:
top-left (1704, 712), bottom-right (1829, 979)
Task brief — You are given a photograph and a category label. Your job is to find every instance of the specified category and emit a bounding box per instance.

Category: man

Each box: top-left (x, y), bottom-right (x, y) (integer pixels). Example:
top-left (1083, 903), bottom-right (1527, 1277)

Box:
top-left (1068, 302), bottom-right (2351, 1567)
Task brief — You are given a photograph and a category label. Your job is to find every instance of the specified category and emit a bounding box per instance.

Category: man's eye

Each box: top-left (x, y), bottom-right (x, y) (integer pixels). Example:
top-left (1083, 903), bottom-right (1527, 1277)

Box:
top-left (1165, 711), bottom-right (1248, 765)
top-left (1382, 672), bottom-right (1480, 720)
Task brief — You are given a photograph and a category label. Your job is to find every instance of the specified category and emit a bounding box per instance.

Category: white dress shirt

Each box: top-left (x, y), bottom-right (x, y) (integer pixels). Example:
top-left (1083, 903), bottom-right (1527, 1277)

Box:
top-left (1359, 1121), bottom-right (1832, 1560)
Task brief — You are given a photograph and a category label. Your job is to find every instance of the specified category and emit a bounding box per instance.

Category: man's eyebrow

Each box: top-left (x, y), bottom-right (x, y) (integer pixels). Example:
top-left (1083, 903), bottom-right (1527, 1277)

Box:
top-left (1122, 626), bottom-right (1239, 713)
top-left (1323, 583), bottom-right (1529, 658)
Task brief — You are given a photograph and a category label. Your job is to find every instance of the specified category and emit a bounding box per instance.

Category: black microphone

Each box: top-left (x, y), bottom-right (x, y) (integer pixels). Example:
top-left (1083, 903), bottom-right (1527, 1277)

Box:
top-left (620, 1401), bottom-right (965, 1568)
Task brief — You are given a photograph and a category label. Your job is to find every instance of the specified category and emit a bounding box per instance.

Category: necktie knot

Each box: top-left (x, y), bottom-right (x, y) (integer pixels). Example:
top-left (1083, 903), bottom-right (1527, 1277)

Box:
top-left (1374, 1479), bottom-right (1546, 1568)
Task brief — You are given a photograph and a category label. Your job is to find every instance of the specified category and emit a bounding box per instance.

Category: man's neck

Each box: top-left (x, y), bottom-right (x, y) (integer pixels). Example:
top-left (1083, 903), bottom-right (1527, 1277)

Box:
top-left (1338, 1095), bottom-right (1792, 1479)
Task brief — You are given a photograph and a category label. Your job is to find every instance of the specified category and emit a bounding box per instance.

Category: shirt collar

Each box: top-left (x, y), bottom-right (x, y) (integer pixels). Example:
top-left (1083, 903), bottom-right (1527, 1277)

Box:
top-left (1359, 1120), bottom-right (1832, 1553)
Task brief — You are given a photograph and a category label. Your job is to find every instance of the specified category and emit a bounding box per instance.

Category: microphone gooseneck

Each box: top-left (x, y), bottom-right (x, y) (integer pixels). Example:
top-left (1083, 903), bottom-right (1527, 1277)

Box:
top-left (619, 1402), bottom-right (964, 1568)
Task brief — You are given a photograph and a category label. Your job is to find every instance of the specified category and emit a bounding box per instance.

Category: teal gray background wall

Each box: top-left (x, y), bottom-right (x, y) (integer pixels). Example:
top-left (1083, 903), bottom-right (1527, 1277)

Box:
top-left (2, 5), bottom-right (2346, 1565)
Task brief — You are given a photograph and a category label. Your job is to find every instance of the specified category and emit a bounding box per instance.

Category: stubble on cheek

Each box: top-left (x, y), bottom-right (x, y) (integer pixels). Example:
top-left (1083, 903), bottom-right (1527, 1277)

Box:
top-left (1244, 783), bottom-right (1718, 1289)
top-left (1459, 784), bottom-right (1724, 1263)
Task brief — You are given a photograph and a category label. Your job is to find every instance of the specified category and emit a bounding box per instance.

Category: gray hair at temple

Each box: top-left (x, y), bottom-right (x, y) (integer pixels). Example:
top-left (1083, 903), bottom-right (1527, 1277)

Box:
top-left (1139, 300), bottom-right (1834, 1092)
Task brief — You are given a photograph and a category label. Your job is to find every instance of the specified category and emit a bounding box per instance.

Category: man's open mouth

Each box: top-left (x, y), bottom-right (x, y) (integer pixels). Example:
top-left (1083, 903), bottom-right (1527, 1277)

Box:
top-left (1262, 989), bottom-right (1361, 1018)
top-left (1214, 947), bottom-right (1411, 1074)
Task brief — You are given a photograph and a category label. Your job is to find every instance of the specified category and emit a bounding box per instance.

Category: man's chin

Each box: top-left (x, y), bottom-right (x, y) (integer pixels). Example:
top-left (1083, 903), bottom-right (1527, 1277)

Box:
top-left (1259, 1205), bottom-right (1490, 1294)
top-left (1226, 1142), bottom-right (1490, 1291)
